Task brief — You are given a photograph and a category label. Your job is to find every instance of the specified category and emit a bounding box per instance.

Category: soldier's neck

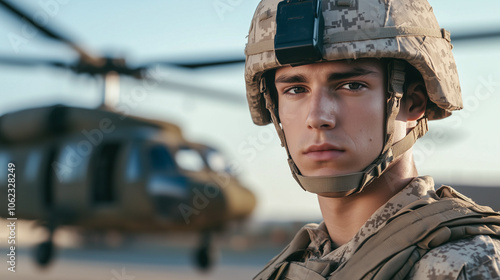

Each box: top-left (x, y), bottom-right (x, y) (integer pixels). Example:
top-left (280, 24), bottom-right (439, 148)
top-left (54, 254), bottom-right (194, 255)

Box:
top-left (317, 156), bottom-right (418, 247)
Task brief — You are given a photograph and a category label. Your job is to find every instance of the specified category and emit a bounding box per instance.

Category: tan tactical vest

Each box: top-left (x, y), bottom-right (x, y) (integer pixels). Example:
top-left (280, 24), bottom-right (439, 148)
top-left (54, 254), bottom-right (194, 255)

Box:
top-left (254, 186), bottom-right (500, 280)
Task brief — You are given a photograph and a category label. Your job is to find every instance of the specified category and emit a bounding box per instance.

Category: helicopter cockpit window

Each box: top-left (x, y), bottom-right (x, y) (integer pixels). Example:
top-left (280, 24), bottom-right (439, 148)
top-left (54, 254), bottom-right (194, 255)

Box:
top-left (150, 145), bottom-right (177, 172)
top-left (175, 148), bottom-right (205, 172)
top-left (206, 150), bottom-right (231, 173)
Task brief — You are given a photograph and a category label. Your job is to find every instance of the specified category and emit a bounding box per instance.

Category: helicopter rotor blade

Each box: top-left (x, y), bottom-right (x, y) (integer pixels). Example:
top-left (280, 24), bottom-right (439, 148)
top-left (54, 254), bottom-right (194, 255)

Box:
top-left (139, 29), bottom-right (500, 70)
top-left (451, 30), bottom-right (500, 42)
top-left (145, 57), bottom-right (246, 70)
top-left (0, 0), bottom-right (103, 66)
top-left (147, 76), bottom-right (246, 105)
top-left (0, 56), bottom-right (71, 69)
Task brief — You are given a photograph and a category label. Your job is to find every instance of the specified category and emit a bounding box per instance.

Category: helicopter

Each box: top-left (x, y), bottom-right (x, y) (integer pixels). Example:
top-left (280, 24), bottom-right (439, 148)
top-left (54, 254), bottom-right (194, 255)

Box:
top-left (0, 0), bottom-right (255, 270)
top-left (0, 104), bottom-right (256, 269)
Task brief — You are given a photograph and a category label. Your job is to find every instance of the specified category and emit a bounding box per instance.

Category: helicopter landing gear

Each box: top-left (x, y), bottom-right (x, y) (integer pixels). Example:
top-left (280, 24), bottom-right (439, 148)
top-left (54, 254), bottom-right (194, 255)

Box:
top-left (34, 221), bottom-right (57, 267)
top-left (35, 240), bottom-right (55, 266)
top-left (194, 231), bottom-right (215, 271)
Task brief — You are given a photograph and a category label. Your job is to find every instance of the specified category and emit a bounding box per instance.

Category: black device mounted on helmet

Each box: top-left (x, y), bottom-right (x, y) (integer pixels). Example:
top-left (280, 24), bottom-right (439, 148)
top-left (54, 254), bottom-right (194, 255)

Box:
top-left (274, 0), bottom-right (324, 65)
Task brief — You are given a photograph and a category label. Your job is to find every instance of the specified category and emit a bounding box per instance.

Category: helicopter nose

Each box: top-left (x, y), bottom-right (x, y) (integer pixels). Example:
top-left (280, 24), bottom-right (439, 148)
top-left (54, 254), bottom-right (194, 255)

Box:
top-left (148, 175), bottom-right (190, 221)
top-left (217, 178), bottom-right (257, 221)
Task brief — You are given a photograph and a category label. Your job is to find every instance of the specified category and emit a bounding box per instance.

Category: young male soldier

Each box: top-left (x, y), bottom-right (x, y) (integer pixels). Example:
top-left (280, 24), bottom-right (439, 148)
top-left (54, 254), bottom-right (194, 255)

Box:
top-left (244, 0), bottom-right (500, 279)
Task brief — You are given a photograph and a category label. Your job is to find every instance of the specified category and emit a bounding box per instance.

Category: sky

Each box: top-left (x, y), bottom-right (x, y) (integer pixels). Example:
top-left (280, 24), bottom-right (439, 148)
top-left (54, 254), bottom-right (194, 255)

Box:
top-left (0, 0), bottom-right (499, 221)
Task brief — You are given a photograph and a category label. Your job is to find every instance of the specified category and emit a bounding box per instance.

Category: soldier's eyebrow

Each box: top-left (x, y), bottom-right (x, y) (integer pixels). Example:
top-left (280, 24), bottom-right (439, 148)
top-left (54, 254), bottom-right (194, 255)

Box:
top-left (327, 67), bottom-right (379, 82)
top-left (275, 74), bottom-right (307, 84)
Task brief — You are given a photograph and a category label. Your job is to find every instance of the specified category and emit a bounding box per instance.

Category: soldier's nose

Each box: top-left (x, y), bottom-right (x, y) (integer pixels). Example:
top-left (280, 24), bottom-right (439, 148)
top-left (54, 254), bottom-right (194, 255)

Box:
top-left (306, 90), bottom-right (336, 130)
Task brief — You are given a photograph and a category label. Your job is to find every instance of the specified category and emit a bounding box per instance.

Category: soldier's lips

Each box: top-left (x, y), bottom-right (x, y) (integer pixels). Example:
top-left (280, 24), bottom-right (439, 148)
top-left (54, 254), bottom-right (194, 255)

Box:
top-left (303, 144), bottom-right (345, 161)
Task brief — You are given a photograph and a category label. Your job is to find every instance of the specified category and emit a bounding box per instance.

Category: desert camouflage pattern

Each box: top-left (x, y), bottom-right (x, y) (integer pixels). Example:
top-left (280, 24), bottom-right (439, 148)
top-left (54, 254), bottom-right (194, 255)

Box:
top-left (245, 0), bottom-right (463, 125)
top-left (408, 235), bottom-right (500, 279)
top-left (253, 176), bottom-right (500, 279)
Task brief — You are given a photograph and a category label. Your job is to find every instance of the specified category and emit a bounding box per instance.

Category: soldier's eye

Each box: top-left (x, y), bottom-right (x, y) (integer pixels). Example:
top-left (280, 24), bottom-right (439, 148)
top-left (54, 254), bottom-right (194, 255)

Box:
top-left (284, 87), bottom-right (307, 95)
top-left (340, 82), bottom-right (364, 90)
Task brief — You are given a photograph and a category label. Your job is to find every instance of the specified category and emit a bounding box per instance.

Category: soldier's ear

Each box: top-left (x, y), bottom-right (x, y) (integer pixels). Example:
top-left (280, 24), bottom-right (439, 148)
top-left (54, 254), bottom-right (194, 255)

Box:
top-left (402, 81), bottom-right (427, 121)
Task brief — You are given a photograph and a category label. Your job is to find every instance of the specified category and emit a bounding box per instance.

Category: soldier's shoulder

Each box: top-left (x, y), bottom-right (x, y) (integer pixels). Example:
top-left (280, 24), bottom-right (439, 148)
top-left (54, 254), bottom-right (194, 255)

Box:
top-left (408, 235), bottom-right (500, 279)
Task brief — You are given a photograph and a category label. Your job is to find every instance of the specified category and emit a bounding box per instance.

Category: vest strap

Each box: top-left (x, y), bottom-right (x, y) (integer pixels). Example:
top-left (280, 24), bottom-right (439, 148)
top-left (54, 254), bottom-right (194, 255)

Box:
top-left (254, 187), bottom-right (500, 280)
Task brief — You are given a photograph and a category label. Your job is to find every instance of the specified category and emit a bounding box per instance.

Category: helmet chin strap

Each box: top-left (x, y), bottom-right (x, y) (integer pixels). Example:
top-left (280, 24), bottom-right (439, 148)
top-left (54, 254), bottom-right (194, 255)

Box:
top-left (262, 60), bottom-right (429, 196)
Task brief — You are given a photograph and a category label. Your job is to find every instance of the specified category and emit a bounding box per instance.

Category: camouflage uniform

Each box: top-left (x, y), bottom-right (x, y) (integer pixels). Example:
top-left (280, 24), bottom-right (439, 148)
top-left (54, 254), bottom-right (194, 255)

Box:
top-left (254, 177), bottom-right (500, 279)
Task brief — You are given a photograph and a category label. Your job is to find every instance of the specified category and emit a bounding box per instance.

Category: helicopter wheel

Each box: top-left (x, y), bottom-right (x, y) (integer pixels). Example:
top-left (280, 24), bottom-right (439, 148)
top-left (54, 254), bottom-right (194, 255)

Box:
top-left (195, 245), bottom-right (212, 270)
top-left (35, 240), bottom-right (55, 267)
top-left (194, 231), bottom-right (214, 271)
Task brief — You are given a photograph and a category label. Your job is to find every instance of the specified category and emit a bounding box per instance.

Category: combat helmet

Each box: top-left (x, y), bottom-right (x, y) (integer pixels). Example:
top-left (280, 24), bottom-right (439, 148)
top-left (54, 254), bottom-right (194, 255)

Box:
top-left (244, 0), bottom-right (463, 196)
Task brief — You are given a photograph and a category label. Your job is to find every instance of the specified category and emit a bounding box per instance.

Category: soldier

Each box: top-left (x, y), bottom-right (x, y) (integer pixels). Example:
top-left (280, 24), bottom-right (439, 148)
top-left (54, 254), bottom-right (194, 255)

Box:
top-left (244, 0), bottom-right (500, 279)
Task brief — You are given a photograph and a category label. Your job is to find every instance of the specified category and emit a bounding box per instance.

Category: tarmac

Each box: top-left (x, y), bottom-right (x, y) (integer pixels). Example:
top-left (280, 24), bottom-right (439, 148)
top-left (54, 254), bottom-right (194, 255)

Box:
top-left (1, 245), bottom-right (279, 280)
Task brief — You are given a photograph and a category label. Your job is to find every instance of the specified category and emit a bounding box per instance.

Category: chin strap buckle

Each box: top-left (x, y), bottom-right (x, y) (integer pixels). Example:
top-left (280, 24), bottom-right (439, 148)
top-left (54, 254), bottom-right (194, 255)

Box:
top-left (374, 154), bottom-right (391, 177)
top-left (360, 149), bottom-right (394, 189)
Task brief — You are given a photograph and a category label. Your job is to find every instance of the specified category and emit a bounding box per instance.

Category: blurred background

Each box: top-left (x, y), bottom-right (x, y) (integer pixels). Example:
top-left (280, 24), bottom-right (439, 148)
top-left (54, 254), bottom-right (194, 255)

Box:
top-left (0, 0), bottom-right (499, 279)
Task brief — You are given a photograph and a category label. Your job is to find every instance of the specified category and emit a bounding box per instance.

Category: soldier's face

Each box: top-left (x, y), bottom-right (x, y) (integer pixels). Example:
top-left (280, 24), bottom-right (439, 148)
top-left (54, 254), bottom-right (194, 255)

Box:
top-left (275, 59), bottom-right (385, 177)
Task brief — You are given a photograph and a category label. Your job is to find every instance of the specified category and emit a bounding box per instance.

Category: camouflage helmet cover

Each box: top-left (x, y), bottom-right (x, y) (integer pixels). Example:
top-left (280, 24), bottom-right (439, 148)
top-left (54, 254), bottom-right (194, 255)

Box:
top-left (245, 0), bottom-right (463, 125)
